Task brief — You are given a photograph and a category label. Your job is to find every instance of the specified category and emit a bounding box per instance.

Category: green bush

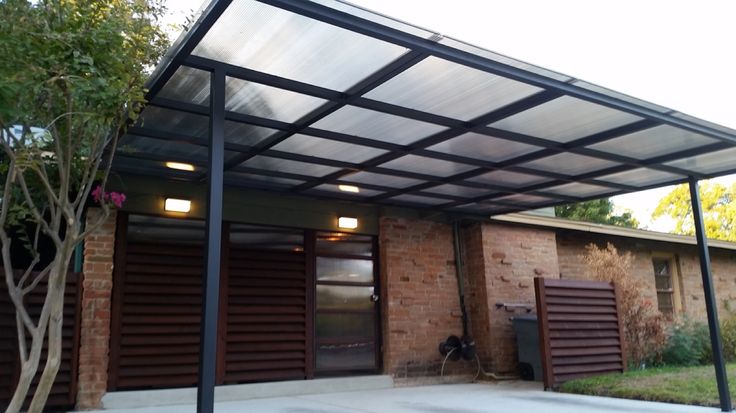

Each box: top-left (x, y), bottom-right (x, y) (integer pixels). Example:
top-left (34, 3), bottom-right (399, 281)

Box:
top-left (721, 316), bottom-right (736, 362)
top-left (661, 319), bottom-right (711, 366)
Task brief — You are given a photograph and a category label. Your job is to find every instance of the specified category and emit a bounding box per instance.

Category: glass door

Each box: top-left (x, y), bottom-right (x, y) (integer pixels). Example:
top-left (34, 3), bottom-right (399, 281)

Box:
top-left (314, 232), bottom-right (379, 374)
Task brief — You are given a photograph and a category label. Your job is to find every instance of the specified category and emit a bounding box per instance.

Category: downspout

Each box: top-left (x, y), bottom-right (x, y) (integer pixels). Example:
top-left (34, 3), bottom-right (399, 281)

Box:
top-left (440, 221), bottom-right (517, 380)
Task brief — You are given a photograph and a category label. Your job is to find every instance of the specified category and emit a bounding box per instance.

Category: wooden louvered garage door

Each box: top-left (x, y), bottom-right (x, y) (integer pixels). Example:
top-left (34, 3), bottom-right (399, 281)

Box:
top-left (534, 278), bottom-right (626, 389)
top-left (223, 247), bottom-right (309, 383)
top-left (0, 271), bottom-right (81, 411)
top-left (108, 239), bottom-right (204, 390)
top-left (109, 214), bottom-right (311, 391)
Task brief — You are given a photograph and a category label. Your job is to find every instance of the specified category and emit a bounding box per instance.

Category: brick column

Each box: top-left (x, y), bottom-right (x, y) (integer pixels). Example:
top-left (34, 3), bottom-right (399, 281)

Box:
top-left (76, 209), bottom-right (117, 409)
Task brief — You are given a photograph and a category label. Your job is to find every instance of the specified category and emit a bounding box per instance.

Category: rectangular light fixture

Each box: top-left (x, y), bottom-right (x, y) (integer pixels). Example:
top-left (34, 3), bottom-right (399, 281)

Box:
top-left (164, 198), bottom-right (191, 213)
top-left (165, 161), bottom-right (195, 172)
top-left (338, 184), bottom-right (360, 193)
top-left (338, 216), bottom-right (358, 229)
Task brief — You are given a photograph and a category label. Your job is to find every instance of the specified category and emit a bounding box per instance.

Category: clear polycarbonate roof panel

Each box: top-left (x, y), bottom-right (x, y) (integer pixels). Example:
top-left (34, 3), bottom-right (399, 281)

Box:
top-left (225, 170), bottom-right (304, 188)
top-left (364, 56), bottom-right (542, 121)
top-left (489, 96), bottom-right (643, 143)
top-left (225, 76), bottom-right (327, 122)
top-left (423, 184), bottom-right (494, 198)
top-left (598, 168), bottom-right (683, 187)
top-left (120, 135), bottom-right (208, 161)
top-left (157, 66), bottom-right (210, 107)
top-left (340, 171), bottom-right (424, 189)
top-left (665, 147), bottom-right (736, 176)
top-left (272, 134), bottom-right (387, 164)
top-left (521, 152), bottom-right (618, 176)
top-left (543, 182), bottom-right (613, 198)
top-left (467, 170), bottom-right (552, 187)
top-left (494, 193), bottom-right (558, 206)
top-left (137, 106), bottom-right (210, 138)
top-left (311, 105), bottom-right (447, 145)
top-left (307, 184), bottom-right (384, 198)
top-left (192, 0), bottom-right (408, 91)
top-left (588, 125), bottom-right (719, 160)
top-left (427, 132), bottom-right (541, 162)
top-left (378, 155), bottom-right (476, 177)
top-left (224, 122), bottom-right (278, 147)
top-left (241, 155), bottom-right (341, 177)
top-left (388, 194), bottom-right (450, 206)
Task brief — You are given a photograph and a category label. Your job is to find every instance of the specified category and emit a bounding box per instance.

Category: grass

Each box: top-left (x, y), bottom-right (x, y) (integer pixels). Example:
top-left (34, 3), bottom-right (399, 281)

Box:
top-left (559, 363), bottom-right (736, 407)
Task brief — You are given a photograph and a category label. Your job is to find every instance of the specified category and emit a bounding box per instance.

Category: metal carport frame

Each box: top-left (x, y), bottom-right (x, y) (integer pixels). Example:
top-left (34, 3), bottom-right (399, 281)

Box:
top-left (118, 1), bottom-right (736, 411)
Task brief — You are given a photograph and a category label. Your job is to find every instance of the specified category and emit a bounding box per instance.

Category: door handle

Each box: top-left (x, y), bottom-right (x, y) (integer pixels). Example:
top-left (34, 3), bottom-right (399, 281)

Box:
top-left (370, 294), bottom-right (379, 303)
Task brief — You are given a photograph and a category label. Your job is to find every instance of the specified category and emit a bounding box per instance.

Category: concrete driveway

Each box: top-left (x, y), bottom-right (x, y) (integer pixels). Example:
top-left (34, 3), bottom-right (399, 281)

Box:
top-left (87, 381), bottom-right (717, 413)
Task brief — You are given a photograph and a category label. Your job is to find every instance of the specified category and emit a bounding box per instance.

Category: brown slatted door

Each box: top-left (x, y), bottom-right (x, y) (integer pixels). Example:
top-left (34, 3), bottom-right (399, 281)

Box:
top-left (535, 278), bottom-right (625, 388)
top-left (224, 248), bottom-right (307, 383)
top-left (114, 243), bottom-right (204, 390)
top-left (0, 271), bottom-right (81, 411)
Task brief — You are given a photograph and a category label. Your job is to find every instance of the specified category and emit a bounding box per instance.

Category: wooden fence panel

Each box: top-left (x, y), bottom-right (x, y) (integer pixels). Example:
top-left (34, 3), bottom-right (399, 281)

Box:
top-left (0, 271), bottom-right (81, 411)
top-left (534, 277), bottom-right (626, 389)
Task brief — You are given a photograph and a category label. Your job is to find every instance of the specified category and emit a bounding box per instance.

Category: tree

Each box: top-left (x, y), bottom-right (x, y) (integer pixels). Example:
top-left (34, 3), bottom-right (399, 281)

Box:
top-left (583, 243), bottom-right (667, 367)
top-left (555, 198), bottom-right (639, 228)
top-left (0, 1), bottom-right (167, 412)
top-left (652, 181), bottom-right (736, 242)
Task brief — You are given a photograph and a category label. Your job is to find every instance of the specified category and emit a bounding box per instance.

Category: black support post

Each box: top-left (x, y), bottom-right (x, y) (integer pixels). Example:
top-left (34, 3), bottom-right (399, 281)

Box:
top-left (197, 68), bottom-right (226, 413)
top-left (689, 176), bottom-right (732, 412)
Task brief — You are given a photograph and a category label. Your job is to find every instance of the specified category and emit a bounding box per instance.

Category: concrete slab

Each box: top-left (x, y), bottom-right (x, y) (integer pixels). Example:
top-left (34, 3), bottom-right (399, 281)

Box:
top-left (101, 375), bottom-right (394, 410)
top-left (86, 381), bottom-right (718, 413)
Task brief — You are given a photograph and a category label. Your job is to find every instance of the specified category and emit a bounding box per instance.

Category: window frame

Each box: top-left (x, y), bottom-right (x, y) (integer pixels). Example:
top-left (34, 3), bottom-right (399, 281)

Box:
top-left (651, 252), bottom-right (684, 316)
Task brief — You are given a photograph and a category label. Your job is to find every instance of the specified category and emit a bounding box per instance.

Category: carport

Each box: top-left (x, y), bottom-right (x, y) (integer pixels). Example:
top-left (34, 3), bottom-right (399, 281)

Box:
top-left (115, 0), bottom-right (736, 412)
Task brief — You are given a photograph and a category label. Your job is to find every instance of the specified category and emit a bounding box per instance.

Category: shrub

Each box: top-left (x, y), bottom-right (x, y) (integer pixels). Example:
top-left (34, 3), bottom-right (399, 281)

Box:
top-left (583, 243), bottom-right (667, 367)
top-left (720, 315), bottom-right (736, 362)
top-left (662, 319), bottom-right (711, 366)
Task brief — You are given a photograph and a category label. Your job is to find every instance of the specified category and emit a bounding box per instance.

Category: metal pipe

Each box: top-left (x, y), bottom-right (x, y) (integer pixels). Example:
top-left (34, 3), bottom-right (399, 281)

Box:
top-left (197, 68), bottom-right (226, 413)
top-left (452, 221), bottom-right (469, 337)
top-left (689, 176), bottom-right (731, 412)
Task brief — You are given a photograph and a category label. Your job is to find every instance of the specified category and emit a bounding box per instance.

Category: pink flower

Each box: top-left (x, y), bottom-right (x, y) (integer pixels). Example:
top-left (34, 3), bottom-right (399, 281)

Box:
top-left (91, 185), bottom-right (126, 208)
top-left (91, 185), bottom-right (104, 203)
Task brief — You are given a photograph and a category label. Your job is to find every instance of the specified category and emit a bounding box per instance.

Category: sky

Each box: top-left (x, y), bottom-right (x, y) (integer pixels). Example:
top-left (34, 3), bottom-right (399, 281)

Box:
top-left (164, 0), bottom-right (736, 231)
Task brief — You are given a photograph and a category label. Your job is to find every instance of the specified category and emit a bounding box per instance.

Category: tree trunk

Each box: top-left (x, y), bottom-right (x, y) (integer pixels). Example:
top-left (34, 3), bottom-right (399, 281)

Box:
top-left (27, 247), bottom-right (72, 413)
top-left (4, 315), bottom-right (49, 413)
top-left (4, 247), bottom-right (73, 413)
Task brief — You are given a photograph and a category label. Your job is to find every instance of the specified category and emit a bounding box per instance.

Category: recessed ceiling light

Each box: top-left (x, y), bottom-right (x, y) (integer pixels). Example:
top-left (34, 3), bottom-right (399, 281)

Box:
top-left (338, 184), bottom-right (360, 193)
top-left (165, 161), bottom-right (195, 171)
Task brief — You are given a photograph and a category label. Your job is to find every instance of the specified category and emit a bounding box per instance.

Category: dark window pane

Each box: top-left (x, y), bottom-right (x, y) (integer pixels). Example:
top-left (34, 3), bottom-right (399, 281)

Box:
top-left (316, 313), bottom-right (375, 340)
top-left (316, 341), bottom-right (376, 370)
top-left (317, 257), bottom-right (373, 283)
top-left (316, 232), bottom-right (373, 257)
top-left (127, 215), bottom-right (204, 246)
top-left (657, 292), bottom-right (674, 313)
top-left (652, 259), bottom-right (670, 276)
top-left (316, 285), bottom-right (373, 311)
top-left (655, 275), bottom-right (672, 290)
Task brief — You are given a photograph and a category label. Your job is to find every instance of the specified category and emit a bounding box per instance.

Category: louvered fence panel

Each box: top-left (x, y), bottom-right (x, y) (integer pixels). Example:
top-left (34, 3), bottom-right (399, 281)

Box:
top-left (113, 243), bottom-right (203, 390)
top-left (534, 278), bottom-right (625, 389)
top-left (224, 248), bottom-right (308, 384)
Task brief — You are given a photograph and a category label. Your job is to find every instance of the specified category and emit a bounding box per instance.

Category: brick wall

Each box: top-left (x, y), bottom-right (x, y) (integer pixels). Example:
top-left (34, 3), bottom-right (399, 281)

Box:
top-left (379, 216), bottom-right (472, 378)
top-left (470, 223), bottom-right (560, 373)
top-left (556, 230), bottom-right (736, 321)
top-left (76, 209), bottom-right (116, 409)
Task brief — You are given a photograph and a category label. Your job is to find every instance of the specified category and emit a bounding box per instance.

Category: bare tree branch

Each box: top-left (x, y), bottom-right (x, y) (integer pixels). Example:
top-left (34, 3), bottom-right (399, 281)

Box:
top-left (22, 266), bottom-right (52, 296)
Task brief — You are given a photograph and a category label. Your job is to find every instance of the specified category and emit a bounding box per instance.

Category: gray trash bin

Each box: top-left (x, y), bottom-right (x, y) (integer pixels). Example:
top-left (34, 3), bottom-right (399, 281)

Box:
top-left (511, 314), bottom-right (542, 381)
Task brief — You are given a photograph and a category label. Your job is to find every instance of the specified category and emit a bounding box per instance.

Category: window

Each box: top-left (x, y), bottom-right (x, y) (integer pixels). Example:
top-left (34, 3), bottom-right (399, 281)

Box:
top-left (652, 255), bottom-right (682, 315)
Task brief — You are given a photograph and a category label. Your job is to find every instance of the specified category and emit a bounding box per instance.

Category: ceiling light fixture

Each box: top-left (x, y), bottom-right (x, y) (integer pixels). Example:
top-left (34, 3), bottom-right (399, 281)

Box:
top-left (165, 161), bottom-right (195, 171)
top-left (338, 184), bottom-right (360, 193)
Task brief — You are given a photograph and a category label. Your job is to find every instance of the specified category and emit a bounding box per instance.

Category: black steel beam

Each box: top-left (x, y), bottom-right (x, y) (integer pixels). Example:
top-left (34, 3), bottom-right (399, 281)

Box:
top-left (689, 177), bottom-right (732, 412)
top-left (146, 0), bottom-right (232, 99)
top-left (197, 68), bottom-right (226, 413)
